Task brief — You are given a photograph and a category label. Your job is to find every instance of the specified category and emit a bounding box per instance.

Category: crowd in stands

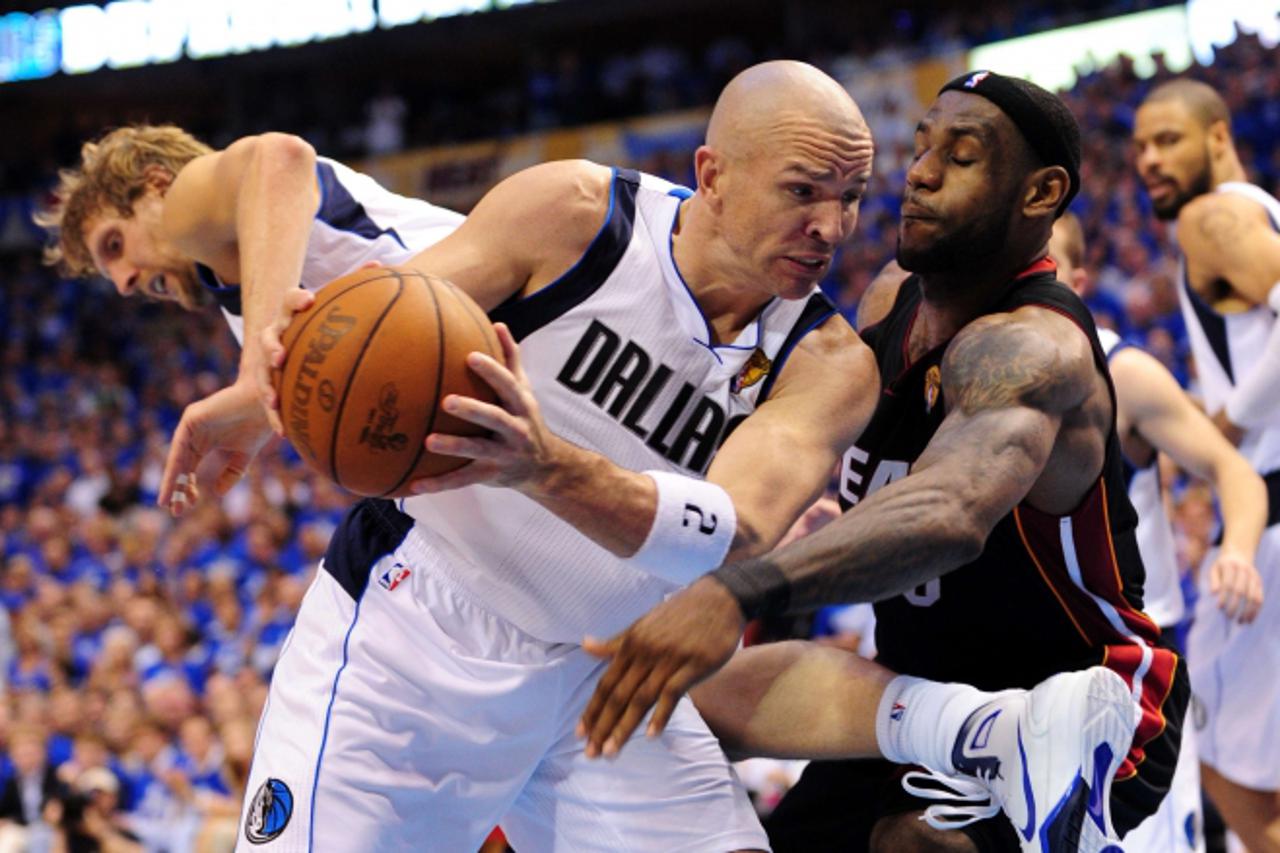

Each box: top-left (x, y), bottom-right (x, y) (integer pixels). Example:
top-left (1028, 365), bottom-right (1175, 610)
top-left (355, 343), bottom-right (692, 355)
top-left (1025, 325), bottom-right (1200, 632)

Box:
top-left (1, 5), bottom-right (1276, 850)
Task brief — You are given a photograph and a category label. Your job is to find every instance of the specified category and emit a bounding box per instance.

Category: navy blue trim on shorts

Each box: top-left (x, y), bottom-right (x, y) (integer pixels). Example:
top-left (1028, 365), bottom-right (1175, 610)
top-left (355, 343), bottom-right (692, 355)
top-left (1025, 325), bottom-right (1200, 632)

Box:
top-left (315, 161), bottom-right (407, 250)
top-left (321, 499), bottom-right (414, 602)
top-left (489, 167), bottom-right (639, 342)
top-left (757, 292), bottom-right (837, 401)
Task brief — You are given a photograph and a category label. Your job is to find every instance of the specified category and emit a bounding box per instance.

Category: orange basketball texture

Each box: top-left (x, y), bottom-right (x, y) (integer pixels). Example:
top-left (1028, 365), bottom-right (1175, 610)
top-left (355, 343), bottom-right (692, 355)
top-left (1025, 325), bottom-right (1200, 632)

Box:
top-left (274, 267), bottom-right (500, 498)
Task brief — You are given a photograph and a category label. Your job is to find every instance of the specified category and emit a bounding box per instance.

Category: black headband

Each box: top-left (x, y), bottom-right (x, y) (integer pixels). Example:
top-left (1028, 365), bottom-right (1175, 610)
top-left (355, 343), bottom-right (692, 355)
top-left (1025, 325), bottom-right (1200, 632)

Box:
top-left (939, 70), bottom-right (1081, 214)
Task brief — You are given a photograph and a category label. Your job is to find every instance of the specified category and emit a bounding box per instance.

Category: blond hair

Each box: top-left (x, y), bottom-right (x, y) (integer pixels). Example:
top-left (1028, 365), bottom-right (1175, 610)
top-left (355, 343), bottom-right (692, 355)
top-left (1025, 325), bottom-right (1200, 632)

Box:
top-left (35, 125), bottom-right (212, 281)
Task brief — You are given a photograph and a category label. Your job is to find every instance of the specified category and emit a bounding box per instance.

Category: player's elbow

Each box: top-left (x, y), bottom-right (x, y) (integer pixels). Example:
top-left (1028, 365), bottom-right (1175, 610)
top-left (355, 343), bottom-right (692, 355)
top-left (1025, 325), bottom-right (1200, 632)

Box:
top-left (726, 518), bottom-right (771, 563)
top-left (250, 133), bottom-right (317, 174)
top-left (935, 497), bottom-right (989, 565)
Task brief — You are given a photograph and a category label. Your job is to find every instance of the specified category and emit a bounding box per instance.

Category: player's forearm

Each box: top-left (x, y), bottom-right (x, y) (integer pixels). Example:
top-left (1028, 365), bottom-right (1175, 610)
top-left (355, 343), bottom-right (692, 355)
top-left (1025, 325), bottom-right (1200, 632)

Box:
top-left (235, 135), bottom-right (318, 367)
top-left (1212, 453), bottom-right (1268, 559)
top-left (518, 437), bottom-right (658, 557)
top-left (716, 476), bottom-right (986, 616)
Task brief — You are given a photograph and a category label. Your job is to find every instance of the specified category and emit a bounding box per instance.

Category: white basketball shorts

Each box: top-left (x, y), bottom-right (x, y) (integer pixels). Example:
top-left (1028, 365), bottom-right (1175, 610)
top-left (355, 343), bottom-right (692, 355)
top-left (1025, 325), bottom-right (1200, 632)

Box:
top-left (235, 499), bottom-right (767, 852)
top-left (1187, 524), bottom-right (1280, 791)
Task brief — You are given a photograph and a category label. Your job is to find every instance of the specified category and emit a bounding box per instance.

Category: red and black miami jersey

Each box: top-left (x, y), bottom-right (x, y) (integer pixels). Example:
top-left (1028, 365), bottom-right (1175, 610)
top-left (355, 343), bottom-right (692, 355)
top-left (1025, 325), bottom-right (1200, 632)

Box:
top-left (840, 261), bottom-right (1186, 811)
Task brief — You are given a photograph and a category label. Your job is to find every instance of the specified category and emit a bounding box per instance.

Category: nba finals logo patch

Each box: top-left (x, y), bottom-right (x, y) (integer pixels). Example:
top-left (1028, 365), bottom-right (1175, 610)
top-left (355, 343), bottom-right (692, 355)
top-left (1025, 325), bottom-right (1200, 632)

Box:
top-left (245, 778), bottom-right (293, 844)
top-left (379, 562), bottom-right (411, 592)
top-left (924, 365), bottom-right (942, 413)
top-left (733, 348), bottom-right (772, 393)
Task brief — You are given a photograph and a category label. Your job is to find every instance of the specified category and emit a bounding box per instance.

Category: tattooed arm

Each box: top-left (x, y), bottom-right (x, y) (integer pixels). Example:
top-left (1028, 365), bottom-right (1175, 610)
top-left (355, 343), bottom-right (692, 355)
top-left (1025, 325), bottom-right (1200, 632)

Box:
top-left (576, 306), bottom-right (1102, 755)
top-left (724, 306), bottom-right (1099, 609)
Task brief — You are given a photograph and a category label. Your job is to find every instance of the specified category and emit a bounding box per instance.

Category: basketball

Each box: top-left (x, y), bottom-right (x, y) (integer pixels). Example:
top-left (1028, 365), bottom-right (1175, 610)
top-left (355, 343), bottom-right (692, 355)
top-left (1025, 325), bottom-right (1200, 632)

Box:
top-left (273, 266), bottom-right (500, 498)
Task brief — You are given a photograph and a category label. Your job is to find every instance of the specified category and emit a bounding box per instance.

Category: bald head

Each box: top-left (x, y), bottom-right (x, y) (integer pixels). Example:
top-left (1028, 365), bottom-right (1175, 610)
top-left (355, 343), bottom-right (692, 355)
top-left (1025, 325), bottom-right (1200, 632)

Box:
top-left (1142, 79), bottom-right (1231, 131)
top-left (706, 61), bottom-right (871, 170)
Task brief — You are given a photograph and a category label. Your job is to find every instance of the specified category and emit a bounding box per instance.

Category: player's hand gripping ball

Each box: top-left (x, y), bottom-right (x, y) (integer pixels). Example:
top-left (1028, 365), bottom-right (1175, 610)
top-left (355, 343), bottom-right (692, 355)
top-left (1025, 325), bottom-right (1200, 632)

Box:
top-left (272, 266), bottom-right (500, 497)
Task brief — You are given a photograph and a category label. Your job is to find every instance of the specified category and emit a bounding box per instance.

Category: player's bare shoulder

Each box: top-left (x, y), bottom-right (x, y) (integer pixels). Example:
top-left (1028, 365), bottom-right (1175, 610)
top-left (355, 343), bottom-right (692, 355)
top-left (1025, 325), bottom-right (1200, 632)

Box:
top-left (769, 312), bottom-right (878, 443)
top-left (1175, 191), bottom-right (1268, 266)
top-left (943, 306), bottom-right (1095, 417)
top-left (482, 160), bottom-right (614, 291)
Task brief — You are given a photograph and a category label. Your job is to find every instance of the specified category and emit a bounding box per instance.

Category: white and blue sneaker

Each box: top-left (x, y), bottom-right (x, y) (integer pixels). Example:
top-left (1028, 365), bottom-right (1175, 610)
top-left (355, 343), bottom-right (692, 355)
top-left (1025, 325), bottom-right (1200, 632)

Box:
top-left (936, 666), bottom-right (1137, 853)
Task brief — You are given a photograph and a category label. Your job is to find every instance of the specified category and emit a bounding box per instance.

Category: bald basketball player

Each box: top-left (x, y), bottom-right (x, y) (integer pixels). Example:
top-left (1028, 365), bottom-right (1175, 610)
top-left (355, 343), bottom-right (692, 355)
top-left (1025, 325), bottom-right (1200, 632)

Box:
top-left (579, 70), bottom-right (1189, 853)
top-left (238, 61), bottom-right (880, 850)
top-left (1134, 78), bottom-right (1280, 853)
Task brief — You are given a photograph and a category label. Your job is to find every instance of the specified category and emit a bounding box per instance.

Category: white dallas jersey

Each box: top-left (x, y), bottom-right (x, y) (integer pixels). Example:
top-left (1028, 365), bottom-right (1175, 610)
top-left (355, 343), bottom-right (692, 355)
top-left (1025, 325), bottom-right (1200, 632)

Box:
top-left (1177, 181), bottom-right (1280, 476)
top-left (1099, 329), bottom-right (1183, 627)
top-left (197, 157), bottom-right (464, 344)
top-left (401, 168), bottom-right (838, 643)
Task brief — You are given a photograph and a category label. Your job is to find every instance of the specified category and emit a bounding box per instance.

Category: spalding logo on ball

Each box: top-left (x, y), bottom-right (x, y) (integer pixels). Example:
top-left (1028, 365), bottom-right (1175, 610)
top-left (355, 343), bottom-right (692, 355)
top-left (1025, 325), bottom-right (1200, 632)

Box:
top-left (274, 266), bottom-right (500, 498)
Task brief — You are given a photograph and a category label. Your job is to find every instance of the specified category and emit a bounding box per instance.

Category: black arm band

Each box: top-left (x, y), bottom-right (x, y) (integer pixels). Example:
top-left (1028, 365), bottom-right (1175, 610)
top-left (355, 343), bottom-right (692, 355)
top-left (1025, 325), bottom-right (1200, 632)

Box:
top-left (709, 559), bottom-right (791, 621)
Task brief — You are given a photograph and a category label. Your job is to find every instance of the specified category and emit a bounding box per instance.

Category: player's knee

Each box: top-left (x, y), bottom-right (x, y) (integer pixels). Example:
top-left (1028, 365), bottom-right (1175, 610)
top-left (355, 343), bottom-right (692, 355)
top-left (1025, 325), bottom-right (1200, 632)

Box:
top-left (869, 812), bottom-right (979, 853)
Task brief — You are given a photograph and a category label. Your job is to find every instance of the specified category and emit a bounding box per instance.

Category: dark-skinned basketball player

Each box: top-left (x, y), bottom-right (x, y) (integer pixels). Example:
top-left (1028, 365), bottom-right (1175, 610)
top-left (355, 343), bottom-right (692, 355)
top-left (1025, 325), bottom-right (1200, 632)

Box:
top-left (579, 71), bottom-right (1189, 853)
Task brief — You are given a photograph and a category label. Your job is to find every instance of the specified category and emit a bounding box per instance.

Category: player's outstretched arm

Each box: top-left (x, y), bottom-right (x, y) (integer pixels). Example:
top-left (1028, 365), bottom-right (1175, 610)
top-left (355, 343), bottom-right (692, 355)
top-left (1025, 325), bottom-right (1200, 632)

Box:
top-left (577, 308), bottom-right (1096, 757)
top-left (1111, 346), bottom-right (1266, 622)
top-left (163, 133), bottom-right (321, 430)
top-left (1177, 193), bottom-right (1280, 436)
top-left (158, 287), bottom-right (315, 515)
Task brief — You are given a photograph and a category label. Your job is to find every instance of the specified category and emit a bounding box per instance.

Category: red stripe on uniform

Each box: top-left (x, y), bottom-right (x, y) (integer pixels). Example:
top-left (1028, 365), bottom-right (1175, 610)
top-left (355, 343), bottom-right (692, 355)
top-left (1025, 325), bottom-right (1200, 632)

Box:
top-left (1013, 479), bottom-right (1176, 778)
top-left (1104, 643), bottom-right (1180, 780)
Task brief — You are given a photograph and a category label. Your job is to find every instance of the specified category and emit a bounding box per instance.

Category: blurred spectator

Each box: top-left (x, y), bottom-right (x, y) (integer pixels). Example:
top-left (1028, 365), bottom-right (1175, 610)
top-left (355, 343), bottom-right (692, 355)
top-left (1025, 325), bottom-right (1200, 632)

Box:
top-left (48, 766), bottom-right (142, 852)
top-left (0, 724), bottom-right (61, 849)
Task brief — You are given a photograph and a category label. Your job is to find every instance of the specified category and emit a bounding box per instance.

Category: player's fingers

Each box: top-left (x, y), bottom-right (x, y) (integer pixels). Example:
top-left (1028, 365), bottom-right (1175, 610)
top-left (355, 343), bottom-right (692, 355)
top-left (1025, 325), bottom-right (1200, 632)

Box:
top-left (165, 472), bottom-right (197, 517)
top-left (576, 638), bottom-right (629, 736)
top-left (440, 395), bottom-right (524, 437)
top-left (1215, 572), bottom-right (1239, 619)
top-left (158, 419), bottom-right (201, 512)
top-left (1208, 563), bottom-right (1222, 597)
top-left (1233, 568), bottom-right (1264, 622)
top-left (581, 635), bottom-right (621, 660)
top-left (602, 666), bottom-right (675, 757)
top-left (493, 323), bottom-right (529, 383)
top-left (424, 432), bottom-right (500, 460)
top-left (584, 660), bottom-right (654, 758)
top-left (465, 352), bottom-right (529, 415)
top-left (646, 671), bottom-right (697, 739)
top-left (1224, 564), bottom-right (1249, 619)
top-left (1242, 573), bottom-right (1263, 624)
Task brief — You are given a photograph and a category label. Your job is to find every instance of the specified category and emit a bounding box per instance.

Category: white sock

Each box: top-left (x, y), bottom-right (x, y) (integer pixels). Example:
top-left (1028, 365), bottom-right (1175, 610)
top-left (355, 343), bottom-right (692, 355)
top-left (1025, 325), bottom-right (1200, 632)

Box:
top-left (875, 675), bottom-right (1001, 775)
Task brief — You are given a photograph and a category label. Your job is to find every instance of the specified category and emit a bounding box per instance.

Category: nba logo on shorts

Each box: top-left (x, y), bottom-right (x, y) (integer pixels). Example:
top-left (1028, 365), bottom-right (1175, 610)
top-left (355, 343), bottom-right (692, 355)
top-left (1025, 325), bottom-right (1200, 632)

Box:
top-left (379, 562), bottom-right (411, 591)
top-left (244, 778), bottom-right (293, 844)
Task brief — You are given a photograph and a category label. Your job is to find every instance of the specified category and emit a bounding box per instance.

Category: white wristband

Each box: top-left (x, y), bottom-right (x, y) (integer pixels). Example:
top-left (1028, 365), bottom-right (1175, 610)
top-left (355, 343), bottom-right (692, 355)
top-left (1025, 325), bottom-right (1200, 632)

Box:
top-left (629, 470), bottom-right (737, 585)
